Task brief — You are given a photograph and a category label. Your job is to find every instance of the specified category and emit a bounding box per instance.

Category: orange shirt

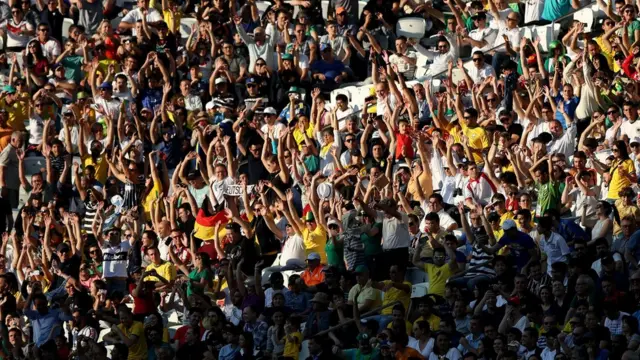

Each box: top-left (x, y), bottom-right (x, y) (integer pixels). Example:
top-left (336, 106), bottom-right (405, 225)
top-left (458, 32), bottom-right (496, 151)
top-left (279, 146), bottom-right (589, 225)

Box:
top-left (396, 346), bottom-right (425, 360)
top-left (301, 266), bottom-right (325, 287)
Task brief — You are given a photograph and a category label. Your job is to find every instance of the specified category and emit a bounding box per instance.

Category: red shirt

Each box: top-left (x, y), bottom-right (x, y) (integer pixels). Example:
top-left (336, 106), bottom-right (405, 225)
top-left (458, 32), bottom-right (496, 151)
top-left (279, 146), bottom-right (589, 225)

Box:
top-left (128, 283), bottom-right (155, 315)
top-left (395, 132), bottom-right (414, 159)
top-left (173, 325), bottom-right (205, 346)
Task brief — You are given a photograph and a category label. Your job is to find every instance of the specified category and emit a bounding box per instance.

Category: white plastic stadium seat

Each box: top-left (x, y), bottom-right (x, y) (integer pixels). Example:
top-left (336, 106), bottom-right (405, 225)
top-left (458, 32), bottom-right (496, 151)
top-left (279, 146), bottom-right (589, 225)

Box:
top-left (358, 0), bottom-right (368, 14)
top-left (331, 86), bottom-right (355, 104)
top-left (519, 26), bottom-right (533, 42)
top-left (180, 18), bottom-right (199, 41)
top-left (411, 282), bottom-right (429, 298)
top-left (299, 340), bottom-right (310, 360)
top-left (321, 0), bottom-right (330, 19)
top-left (23, 157), bottom-right (46, 176)
top-left (62, 18), bottom-right (74, 41)
top-left (396, 17), bottom-right (427, 40)
top-left (573, 7), bottom-right (595, 32)
top-left (255, 1), bottom-right (271, 17)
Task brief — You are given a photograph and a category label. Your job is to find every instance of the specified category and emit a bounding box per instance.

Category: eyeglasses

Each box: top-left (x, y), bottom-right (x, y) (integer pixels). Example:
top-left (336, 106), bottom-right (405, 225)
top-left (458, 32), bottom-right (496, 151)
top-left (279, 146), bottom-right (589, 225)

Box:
top-left (607, 110), bottom-right (617, 114)
top-left (247, 84), bottom-right (257, 88)
top-left (472, 58), bottom-right (482, 62)
top-left (612, 148), bottom-right (620, 152)
top-left (486, 98), bottom-right (496, 102)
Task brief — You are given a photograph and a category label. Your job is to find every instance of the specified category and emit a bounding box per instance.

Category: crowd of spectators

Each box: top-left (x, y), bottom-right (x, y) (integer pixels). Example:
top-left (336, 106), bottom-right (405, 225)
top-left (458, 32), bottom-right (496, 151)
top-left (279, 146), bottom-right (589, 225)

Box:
top-left (0, 0), bottom-right (637, 360)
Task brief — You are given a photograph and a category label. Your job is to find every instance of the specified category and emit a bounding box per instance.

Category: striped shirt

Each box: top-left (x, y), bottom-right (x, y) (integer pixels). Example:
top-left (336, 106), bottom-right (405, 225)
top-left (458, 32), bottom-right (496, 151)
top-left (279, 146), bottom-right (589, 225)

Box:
top-left (528, 273), bottom-right (552, 297)
top-left (464, 243), bottom-right (495, 277)
top-left (82, 201), bottom-right (98, 235)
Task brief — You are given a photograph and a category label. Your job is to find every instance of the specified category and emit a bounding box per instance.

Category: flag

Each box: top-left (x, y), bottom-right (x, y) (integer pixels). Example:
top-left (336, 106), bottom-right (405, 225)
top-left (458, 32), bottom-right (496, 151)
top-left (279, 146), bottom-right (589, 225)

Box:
top-left (194, 209), bottom-right (230, 241)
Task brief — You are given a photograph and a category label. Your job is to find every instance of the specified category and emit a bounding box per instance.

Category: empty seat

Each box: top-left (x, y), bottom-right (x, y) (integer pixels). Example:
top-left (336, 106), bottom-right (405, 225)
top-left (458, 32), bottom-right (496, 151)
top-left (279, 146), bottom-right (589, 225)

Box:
top-left (396, 17), bottom-right (427, 40)
top-left (358, 0), bottom-right (367, 14)
top-left (255, 1), bottom-right (271, 17)
top-left (573, 7), bottom-right (595, 32)
top-left (321, 0), bottom-right (330, 19)
top-left (180, 18), bottom-right (199, 40)
top-left (62, 18), bottom-right (74, 41)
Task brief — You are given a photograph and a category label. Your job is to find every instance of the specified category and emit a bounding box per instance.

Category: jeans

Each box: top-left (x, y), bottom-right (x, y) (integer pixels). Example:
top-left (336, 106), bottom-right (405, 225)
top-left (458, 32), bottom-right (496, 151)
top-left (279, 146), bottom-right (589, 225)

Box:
top-left (448, 275), bottom-right (494, 292)
top-left (363, 314), bottom-right (393, 333)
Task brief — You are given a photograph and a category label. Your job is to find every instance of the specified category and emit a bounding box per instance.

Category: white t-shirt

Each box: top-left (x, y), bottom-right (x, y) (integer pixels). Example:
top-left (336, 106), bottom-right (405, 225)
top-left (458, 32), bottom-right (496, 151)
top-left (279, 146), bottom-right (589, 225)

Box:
top-left (464, 62), bottom-right (496, 84)
top-left (427, 348), bottom-right (461, 360)
top-left (376, 211), bottom-right (410, 250)
top-left (58, 124), bottom-right (80, 154)
top-left (493, 26), bottom-right (521, 54)
top-left (389, 50), bottom-right (418, 79)
top-left (28, 114), bottom-right (45, 145)
top-left (94, 95), bottom-right (122, 121)
top-left (209, 175), bottom-right (235, 205)
top-left (337, 105), bottom-right (359, 130)
top-left (121, 8), bottom-right (163, 36)
top-left (488, 7), bottom-right (514, 29)
top-left (408, 337), bottom-right (434, 359)
top-left (620, 119), bottom-right (640, 140)
top-left (468, 27), bottom-right (497, 54)
top-left (279, 234), bottom-right (306, 266)
top-left (523, 0), bottom-right (545, 24)
top-left (2, 19), bottom-right (33, 48)
top-left (539, 232), bottom-right (570, 275)
top-left (260, 122), bottom-right (286, 140)
top-left (40, 37), bottom-right (61, 62)
top-left (102, 241), bottom-right (131, 278)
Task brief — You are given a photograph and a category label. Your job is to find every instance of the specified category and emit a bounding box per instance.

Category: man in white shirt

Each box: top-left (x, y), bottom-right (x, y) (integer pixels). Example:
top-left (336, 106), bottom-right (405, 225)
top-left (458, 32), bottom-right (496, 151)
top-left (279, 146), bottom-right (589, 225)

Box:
top-left (537, 216), bottom-right (570, 275)
top-left (547, 119), bottom-right (577, 160)
top-left (335, 94), bottom-right (358, 130)
top-left (464, 51), bottom-right (496, 84)
top-left (620, 102), bottom-right (640, 141)
top-left (421, 193), bottom-right (458, 231)
top-left (412, 36), bottom-right (457, 78)
top-left (178, 79), bottom-right (202, 113)
top-left (260, 107), bottom-right (285, 139)
top-left (389, 36), bottom-right (417, 80)
top-left (461, 12), bottom-right (497, 54)
top-left (118, 0), bottom-right (163, 35)
top-left (35, 24), bottom-right (61, 63)
top-left (491, 12), bottom-right (521, 72)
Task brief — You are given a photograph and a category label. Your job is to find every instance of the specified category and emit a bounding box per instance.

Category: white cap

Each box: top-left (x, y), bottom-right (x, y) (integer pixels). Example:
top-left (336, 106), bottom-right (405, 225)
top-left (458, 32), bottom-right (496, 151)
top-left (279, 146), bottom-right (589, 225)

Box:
top-left (502, 219), bottom-right (517, 231)
top-left (327, 219), bottom-right (340, 227)
top-left (205, 101), bottom-right (215, 110)
top-left (263, 107), bottom-right (277, 115)
top-left (214, 77), bottom-right (227, 85)
top-left (317, 183), bottom-right (333, 199)
top-left (631, 137), bottom-right (640, 145)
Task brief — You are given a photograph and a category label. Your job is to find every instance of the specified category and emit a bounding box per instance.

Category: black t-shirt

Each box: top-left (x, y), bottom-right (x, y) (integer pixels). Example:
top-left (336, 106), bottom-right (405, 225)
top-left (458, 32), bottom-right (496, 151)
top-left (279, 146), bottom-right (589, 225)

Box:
top-left (60, 254), bottom-right (81, 280)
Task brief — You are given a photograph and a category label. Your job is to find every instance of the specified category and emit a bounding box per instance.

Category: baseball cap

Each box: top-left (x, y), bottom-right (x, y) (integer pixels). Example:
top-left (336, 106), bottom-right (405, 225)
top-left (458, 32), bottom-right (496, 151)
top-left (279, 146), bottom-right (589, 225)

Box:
top-left (77, 91), bottom-right (88, 100)
top-left (246, 77), bottom-right (257, 84)
top-left (631, 137), bottom-right (640, 146)
top-left (98, 82), bottom-right (112, 90)
top-left (214, 77), bottom-right (228, 85)
top-left (502, 219), bottom-right (517, 231)
top-left (327, 218), bottom-right (340, 227)
top-left (288, 86), bottom-right (301, 94)
top-left (205, 101), bottom-right (215, 110)
top-left (263, 107), bottom-right (277, 115)
top-left (307, 252), bottom-right (321, 261)
top-left (2, 85), bottom-right (15, 94)
top-left (354, 265), bottom-right (369, 274)
top-left (507, 296), bottom-right (521, 306)
top-left (57, 243), bottom-right (70, 253)
top-left (281, 53), bottom-right (293, 61)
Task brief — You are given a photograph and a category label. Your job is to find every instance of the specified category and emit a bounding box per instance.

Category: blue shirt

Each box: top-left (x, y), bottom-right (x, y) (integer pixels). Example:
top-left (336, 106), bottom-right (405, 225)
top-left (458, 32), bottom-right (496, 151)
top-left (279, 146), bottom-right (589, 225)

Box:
top-left (24, 308), bottom-right (73, 346)
top-left (284, 291), bottom-right (311, 313)
top-left (218, 344), bottom-right (240, 360)
top-left (553, 93), bottom-right (580, 128)
top-left (279, 103), bottom-right (309, 123)
top-left (542, 0), bottom-right (572, 21)
top-left (557, 218), bottom-right (589, 245)
top-left (626, 229), bottom-right (640, 268)
top-left (498, 231), bottom-right (536, 271)
top-left (310, 59), bottom-right (346, 77)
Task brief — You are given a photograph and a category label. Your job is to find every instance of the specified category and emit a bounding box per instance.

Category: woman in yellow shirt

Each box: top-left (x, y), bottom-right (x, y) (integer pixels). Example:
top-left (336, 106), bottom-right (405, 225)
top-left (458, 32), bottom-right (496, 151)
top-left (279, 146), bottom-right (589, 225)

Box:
top-left (595, 140), bottom-right (636, 200)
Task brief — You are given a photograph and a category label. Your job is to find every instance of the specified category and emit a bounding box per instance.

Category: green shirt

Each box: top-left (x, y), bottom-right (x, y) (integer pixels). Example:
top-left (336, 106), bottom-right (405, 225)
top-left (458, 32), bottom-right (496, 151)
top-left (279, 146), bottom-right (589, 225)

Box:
top-left (342, 348), bottom-right (380, 360)
top-left (361, 223), bottom-right (383, 256)
top-left (61, 55), bottom-right (84, 83)
top-left (325, 237), bottom-right (344, 269)
top-left (535, 181), bottom-right (561, 217)
top-left (187, 268), bottom-right (213, 297)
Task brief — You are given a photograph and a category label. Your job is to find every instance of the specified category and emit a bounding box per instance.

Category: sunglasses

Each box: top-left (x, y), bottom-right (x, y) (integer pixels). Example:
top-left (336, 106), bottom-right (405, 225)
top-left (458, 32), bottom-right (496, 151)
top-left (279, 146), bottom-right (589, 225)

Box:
top-left (487, 98), bottom-right (496, 102)
top-left (89, 249), bottom-right (99, 254)
top-left (345, 138), bottom-right (354, 142)
top-left (607, 110), bottom-right (617, 114)
top-left (472, 58), bottom-right (482, 62)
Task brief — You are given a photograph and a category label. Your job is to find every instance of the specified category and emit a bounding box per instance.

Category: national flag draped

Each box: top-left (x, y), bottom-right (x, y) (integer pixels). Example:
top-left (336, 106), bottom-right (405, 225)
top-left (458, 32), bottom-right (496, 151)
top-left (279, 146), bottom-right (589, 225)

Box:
top-left (194, 209), bottom-right (230, 241)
